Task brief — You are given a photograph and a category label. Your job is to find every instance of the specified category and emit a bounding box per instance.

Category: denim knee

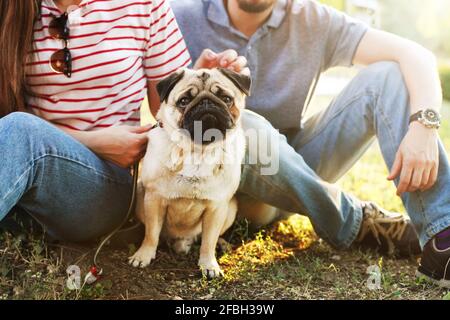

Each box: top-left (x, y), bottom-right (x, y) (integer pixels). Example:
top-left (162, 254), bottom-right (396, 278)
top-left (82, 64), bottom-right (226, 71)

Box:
top-left (364, 61), bottom-right (403, 80)
top-left (0, 112), bottom-right (46, 135)
top-left (359, 62), bottom-right (411, 119)
top-left (362, 61), bottom-right (408, 94)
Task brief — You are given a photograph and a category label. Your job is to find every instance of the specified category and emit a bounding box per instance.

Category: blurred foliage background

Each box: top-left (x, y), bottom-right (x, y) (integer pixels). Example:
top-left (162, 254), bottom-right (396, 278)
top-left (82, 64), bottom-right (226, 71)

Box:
top-left (319, 0), bottom-right (450, 100)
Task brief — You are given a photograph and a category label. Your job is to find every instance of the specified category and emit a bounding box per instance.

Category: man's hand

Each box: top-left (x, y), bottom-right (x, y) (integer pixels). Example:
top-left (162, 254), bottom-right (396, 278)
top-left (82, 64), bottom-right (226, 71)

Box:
top-left (388, 123), bottom-right (439, 195)
top-left (89, 125), bottom-right (152, 168)
top-left (194, 48), bottom-right (250, 75)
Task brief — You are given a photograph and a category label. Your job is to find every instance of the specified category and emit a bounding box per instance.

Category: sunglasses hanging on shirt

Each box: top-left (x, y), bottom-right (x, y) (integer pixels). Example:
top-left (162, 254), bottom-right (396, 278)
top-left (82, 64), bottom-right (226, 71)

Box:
top-left (48, 12), bottom-right (72, 78)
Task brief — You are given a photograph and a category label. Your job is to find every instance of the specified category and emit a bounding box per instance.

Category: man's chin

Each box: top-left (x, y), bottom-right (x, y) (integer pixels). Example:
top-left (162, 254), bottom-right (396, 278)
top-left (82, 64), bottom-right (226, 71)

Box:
top-left (237, 0), bottom-right (275, 13)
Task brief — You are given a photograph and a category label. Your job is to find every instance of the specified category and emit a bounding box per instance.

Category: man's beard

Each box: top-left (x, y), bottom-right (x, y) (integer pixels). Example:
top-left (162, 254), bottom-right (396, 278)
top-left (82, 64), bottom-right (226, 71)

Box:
top-left (236, 0), bottom-right (276, 13)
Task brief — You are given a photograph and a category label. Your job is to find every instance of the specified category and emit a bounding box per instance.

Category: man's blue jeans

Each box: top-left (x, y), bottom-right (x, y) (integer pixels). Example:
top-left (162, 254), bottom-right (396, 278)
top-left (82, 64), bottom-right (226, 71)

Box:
top-left (240, 62), bottom-right (450, 249)
top-left (1, 62), bottom-right (449, 247)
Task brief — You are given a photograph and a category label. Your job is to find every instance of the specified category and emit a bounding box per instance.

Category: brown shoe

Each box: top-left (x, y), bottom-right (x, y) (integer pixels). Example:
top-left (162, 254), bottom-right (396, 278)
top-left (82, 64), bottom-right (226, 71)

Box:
top-left (354, 202), bottom-right (421, 256)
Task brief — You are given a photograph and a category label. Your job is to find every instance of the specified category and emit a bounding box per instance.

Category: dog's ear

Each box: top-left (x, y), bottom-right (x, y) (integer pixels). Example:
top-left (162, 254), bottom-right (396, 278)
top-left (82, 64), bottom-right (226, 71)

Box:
top-left (219, 68), bottom-right (252, 96)
top-left (156, 69), bottom-right (186, 103)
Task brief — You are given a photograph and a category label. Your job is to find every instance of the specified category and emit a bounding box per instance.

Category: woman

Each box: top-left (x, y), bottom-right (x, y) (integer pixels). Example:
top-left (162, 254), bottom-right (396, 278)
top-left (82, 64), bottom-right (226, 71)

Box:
top-left (0, 0), bottom-right (246, 241)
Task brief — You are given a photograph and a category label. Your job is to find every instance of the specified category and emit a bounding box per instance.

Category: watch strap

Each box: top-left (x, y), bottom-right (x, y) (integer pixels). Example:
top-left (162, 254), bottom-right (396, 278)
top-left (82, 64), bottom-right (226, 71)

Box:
top-left (409, 111), bottom-right (422, 124)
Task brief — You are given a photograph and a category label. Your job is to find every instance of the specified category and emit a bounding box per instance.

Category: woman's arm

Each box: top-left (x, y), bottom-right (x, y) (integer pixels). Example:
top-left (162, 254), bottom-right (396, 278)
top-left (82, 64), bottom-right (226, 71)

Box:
top-left (56, 125), bottom-right (151, 168)
top-left (354, 29), bottom-right (442, 195)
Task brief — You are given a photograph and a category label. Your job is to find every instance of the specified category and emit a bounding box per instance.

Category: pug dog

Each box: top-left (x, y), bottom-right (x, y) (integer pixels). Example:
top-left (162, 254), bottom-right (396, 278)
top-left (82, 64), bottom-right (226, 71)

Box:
top-left (128, 68), bottom-right (251, 278)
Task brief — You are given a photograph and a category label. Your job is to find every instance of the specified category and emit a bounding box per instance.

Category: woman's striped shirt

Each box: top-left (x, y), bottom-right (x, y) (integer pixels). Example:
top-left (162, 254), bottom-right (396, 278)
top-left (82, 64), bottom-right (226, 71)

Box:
top-left (26, 0), bottom-right (191, 131)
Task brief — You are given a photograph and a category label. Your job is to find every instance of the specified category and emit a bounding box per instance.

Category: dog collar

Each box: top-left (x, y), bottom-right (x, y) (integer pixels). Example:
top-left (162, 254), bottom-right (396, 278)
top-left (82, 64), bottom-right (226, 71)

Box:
top-left (151, 120), bottom-right (164, 129)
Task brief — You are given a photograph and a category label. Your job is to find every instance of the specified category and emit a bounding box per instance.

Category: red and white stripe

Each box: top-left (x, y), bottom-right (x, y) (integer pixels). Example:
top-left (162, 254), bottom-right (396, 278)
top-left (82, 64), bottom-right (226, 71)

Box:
top-left (27, 0), bottom-right (191, 131)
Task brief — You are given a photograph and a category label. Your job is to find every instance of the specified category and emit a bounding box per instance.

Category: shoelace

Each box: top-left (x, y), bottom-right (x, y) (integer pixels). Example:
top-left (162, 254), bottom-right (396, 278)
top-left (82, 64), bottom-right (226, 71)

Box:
top-left (356, 203), bottom-right (408, 255)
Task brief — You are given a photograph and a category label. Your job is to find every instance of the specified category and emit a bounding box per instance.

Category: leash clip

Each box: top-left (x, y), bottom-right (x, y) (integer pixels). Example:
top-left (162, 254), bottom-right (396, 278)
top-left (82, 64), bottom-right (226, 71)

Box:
top-left (84, 265), bottom-right (103, 285)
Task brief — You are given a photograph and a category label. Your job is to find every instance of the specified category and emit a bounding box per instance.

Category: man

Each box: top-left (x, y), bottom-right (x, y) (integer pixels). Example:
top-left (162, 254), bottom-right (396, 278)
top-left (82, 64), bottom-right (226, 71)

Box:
top-left (171, 0), bottom-right (450, 287)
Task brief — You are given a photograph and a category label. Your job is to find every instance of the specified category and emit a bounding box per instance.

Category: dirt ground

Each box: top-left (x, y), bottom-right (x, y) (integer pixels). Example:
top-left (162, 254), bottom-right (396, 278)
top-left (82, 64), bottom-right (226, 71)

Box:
top-left (1, 214), bottom-right (449, 300)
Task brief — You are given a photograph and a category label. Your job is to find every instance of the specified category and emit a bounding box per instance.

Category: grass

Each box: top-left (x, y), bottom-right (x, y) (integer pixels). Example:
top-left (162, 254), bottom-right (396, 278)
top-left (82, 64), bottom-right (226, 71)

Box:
top-left (1, 102), bottom-right (450, 300)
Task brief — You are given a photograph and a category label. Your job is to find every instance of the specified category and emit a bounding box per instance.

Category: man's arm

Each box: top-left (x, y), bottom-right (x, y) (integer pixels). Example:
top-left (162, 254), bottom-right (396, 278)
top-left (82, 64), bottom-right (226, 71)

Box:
top-left (354, 29), bottom-right (443, 113)
top-left (353, 29), bottom-right (442, 195)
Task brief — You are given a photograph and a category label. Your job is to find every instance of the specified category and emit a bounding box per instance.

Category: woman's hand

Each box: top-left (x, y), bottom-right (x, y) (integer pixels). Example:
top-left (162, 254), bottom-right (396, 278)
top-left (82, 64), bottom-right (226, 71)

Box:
top-left (89, 125), bottom-right (152, 168)
top-left (388, 122), bottom-right (439, 195)
top-left (194, 48), bottom-right (250, 75)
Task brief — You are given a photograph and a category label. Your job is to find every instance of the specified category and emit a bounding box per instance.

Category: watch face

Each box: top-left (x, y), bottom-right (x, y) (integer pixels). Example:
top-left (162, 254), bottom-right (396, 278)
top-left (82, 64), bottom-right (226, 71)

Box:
top-left (421, 109), bottom-right (441, 127)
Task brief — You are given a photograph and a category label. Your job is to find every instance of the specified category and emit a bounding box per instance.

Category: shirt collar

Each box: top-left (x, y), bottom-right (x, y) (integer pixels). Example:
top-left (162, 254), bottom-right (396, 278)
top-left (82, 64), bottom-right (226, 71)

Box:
top-left (206, 0), bottom-right (230, 29)
top-left (267, 0), bottom-right (289, 29)
top-left (206, 0), bottom-right (289, 30)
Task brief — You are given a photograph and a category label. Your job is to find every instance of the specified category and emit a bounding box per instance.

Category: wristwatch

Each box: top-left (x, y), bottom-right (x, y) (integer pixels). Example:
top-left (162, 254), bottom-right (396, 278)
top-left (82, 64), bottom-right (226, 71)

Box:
top-left (409, 109), bottom-right (441, 129)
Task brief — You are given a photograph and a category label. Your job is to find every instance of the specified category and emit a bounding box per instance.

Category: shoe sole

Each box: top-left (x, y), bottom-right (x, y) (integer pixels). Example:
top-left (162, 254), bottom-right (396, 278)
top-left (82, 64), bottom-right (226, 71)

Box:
top-left (416, 270), bottom-right (450, 289)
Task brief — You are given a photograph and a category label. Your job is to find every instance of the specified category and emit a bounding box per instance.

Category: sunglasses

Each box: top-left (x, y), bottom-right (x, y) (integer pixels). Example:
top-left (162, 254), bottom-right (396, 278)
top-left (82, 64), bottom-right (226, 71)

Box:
top-left (49, 12), bottom-right (72, 78)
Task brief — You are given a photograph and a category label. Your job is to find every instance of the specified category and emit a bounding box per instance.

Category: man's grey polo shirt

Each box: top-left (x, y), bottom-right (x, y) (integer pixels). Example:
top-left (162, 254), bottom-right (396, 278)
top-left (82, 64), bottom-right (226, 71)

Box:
top-left (172, 0), bottom-right (368, 130)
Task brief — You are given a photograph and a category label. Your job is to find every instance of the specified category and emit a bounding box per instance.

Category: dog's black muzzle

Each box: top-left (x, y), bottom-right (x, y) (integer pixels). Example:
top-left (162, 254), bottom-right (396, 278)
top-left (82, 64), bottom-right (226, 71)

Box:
top-left (182, 99), bottom-right (234, 145)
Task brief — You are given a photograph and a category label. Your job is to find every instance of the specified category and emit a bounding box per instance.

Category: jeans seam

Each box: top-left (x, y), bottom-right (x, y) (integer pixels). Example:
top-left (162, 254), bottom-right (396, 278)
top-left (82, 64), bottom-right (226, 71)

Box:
top-left (0, 167), bottom-right (33, 211)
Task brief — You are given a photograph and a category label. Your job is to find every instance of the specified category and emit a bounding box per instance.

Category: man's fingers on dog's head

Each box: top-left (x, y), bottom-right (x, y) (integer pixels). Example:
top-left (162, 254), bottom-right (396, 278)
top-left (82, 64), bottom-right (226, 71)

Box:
top-left (240, 67), bottom-right (251, 76)
top-left (194, 49), bottom-right (218, 69)
top-left (201, 48), bottom-right (218, 61)
top-left (229, 56), bottom-right (248, 72)
top-left (218, 50), bottom-right (238, 68)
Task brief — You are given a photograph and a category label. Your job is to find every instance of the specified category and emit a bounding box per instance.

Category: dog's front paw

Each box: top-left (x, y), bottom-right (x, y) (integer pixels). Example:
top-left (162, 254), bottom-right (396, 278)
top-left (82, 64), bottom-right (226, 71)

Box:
top-left (128, 246), bottom-right (156, 268)
top-left (199, 259), bottom-right (224, 280)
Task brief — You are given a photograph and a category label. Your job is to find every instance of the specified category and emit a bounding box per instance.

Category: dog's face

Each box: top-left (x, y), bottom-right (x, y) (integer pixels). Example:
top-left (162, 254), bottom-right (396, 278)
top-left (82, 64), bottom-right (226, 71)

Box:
top-left (156, 68), bottom-right (251, 145)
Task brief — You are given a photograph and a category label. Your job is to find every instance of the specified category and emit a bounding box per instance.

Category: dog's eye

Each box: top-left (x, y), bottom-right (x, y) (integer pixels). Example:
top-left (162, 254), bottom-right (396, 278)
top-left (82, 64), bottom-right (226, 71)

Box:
top-left (178, 97), bottom-right (191, 107)
top-left (222, 95), bottom-right (233, 106)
